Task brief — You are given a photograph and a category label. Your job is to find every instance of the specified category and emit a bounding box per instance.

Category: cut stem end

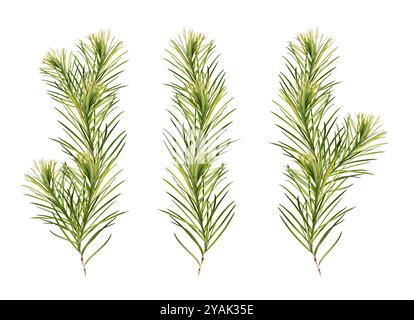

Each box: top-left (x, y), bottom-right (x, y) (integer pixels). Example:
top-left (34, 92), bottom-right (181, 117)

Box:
top-left (313, 255), bottom-right (321, 276)
top-left (198, 255), bottom-right (205, 277)
top-left (80, 254), bottom-right (87, 277)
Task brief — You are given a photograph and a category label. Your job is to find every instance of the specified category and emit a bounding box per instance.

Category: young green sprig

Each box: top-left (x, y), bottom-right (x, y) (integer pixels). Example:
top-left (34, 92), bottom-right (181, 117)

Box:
top-left (274, 30), bottom-right (385, 275)
top-left (163, 31), bottom-right (236, 275)
top-left (24, 31), bottom-right (127, 275)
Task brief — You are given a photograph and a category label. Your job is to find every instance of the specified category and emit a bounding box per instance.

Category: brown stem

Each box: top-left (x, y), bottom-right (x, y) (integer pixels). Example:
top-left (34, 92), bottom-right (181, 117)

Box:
top-left (80, 254), bottom-right (87, 276)
top-left (198, 255), bottom-right (205, 276)
top-left (313, 255), bottom-right (321, 276)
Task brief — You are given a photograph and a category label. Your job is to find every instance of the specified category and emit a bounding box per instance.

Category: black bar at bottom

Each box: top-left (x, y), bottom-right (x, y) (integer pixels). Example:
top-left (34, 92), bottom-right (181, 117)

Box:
top-left (0, 299), bottom-right (409, 318)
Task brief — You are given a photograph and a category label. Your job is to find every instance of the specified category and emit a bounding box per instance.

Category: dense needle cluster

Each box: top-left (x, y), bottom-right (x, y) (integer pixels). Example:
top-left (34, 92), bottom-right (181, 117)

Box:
top-left (163, 31), bottom-right (236, 275)
top-left (24, 31), bottom-right (127, 275)
top-left (274, 30), bottom-right (385, 274)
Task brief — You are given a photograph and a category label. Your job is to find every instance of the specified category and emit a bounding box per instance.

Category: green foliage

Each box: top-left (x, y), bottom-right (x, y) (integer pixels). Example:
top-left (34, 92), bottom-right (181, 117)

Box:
top-left (24, 31), bottom-right (127, 275)
top-left (274, 30), bottom-right (385, 274)
top-left (163, 31), bottom-right (236, 275)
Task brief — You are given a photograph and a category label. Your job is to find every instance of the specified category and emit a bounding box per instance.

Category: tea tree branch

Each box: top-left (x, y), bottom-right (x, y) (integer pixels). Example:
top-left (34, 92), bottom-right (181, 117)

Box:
top-left (163, 31), bottom-right (236, 275)
top-left (273, 30), bottom-right (385, 275)
top-left (25, 31), bottom-right (127, 275)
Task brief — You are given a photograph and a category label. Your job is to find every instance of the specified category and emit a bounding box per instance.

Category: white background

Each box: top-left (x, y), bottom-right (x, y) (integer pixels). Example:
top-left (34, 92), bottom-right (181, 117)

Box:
top-left (0, 0), bottom-right (412, 299)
